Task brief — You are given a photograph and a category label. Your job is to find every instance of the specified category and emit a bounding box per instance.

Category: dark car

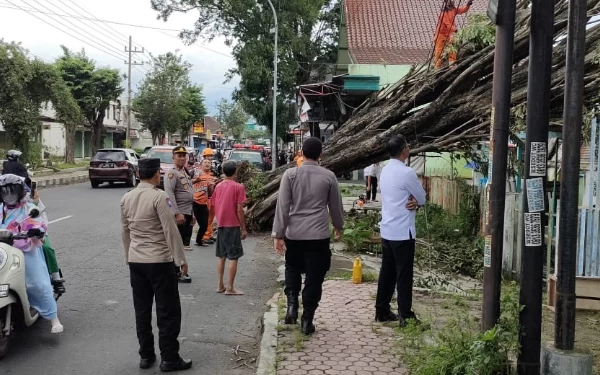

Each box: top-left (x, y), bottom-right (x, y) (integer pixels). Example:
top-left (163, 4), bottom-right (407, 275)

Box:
top-left (89, 148), bottom-right (139, 188)
top-left (145, 145), bottom-right (196, 188)
top-left (140, 146), bottom-right (153, 158)
top-left (229, 149), bottom-right (266, 171)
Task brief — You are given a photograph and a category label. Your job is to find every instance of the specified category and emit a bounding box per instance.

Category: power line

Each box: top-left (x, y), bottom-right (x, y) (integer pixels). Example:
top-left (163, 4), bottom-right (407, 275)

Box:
top-left (51, 0), bottom-right (127, 46)
top-left (25, 0), bottom-right (126, 58)
top-left (57, 0), bottom-right (156, 65)
top-left (0, 3), bottom-right (182, 31)
top-left (3, 0), bottom-right (126, 62)
top-left (1, 1), bottom-right (230, 61)
top-left (157, 30), bottom-right (234, 59)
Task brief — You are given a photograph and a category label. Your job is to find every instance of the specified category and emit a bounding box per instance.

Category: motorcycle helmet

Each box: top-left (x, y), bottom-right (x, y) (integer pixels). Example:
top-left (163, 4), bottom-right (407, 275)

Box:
top-left (6, 150), bottom-right (22, 161)
top-left (0, 174), bottom-right (26, 207)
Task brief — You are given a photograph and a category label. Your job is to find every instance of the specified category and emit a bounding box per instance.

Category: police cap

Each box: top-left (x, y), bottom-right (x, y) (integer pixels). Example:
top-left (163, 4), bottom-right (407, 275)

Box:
top-left (173, 146), bottom-right (188, 154)
top-left (138, 158), bottom-right (161, 171)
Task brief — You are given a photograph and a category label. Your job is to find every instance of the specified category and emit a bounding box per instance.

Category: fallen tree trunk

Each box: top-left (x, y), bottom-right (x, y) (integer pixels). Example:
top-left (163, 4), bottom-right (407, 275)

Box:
top-left (247, 0), bottom-right (600, 231)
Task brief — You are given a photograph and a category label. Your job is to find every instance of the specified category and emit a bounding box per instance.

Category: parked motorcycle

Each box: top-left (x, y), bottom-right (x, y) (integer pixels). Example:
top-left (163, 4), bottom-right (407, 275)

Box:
top-left (0, 207), bottom-right (62, 360)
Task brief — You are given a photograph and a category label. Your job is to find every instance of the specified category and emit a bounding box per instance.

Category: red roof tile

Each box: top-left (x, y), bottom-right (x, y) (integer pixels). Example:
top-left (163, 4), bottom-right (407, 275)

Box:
top-left (345, 0), bottom-right (488, 65)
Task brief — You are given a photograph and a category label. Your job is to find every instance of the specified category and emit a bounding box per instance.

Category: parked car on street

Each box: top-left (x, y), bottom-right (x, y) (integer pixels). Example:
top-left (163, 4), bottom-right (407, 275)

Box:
top-left (145, 145), bottom-right (196, 188)
top-left (89, 148), bottom-right (140, 188)
top-left (229, 145), bottom-right (267, 171)
top-left (140, 146), bottom-right (153, 158)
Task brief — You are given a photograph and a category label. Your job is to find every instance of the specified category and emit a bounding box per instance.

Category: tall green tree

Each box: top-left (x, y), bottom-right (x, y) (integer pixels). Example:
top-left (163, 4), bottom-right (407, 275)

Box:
top-left (179, 85), bottom-right (207, 141)
top-left (217, 99), bottom-right (249, 140)
top-left (56, 46), bottom-right (123, 155)
top-left (151, 0), bottom-right (341, 142)
top-left (0, 41), bottom-right (81, 163)
top-left (133, 52), bottom-right (206, 144)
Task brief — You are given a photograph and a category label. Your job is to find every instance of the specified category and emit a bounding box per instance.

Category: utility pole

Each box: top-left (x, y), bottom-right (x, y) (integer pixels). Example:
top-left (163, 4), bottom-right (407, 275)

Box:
top-left (265, 0), bottom-right (278, 171)
top-left (124, 35), bottom-right (144, 146)
top-left (555, 0), bottom-right (586, 351)
top-left (518, 0), bottom-right (555, 373)
top-left (482, 0), bottom-right (517, 332)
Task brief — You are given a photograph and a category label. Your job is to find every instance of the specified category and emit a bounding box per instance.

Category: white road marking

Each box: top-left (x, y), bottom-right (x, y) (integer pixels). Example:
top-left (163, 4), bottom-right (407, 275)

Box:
top-left (48, 215), bottom-right (73, 225)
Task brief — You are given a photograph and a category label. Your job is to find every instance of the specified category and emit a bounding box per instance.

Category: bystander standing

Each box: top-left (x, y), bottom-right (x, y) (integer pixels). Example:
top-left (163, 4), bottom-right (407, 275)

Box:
top-left (192, 159), bottom-right (216, 247)
top-left (210, 161), bottom-right (247, 296)
top-left (374, 135), bottom-right (426, 327)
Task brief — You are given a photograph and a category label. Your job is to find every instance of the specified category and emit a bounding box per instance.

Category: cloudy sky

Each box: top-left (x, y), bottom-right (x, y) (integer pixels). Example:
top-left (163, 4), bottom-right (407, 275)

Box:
top-left (0, 0), bottom-right (239, 115)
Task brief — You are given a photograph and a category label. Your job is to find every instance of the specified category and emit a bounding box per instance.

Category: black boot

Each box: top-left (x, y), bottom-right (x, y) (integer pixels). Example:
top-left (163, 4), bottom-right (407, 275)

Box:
top-left (375, 310), bottom-right (399, 322)
top-left (300, 312), bottom-right (316, 335)
top-left (284, 294), bottom-right (299, 324)
top-left (159, 358), bottom-right (192, 372)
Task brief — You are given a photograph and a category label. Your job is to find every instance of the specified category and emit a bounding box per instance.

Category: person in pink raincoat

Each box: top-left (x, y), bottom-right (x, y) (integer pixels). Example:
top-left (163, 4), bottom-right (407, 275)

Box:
top-left (0, 174), bottom-right (63, 334)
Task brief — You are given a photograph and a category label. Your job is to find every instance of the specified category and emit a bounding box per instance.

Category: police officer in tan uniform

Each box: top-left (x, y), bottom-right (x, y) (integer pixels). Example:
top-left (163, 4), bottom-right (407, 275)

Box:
top-left (120, 157), bottom-right (193, 372)
top-left (164, 146), bottom-right (194, 283)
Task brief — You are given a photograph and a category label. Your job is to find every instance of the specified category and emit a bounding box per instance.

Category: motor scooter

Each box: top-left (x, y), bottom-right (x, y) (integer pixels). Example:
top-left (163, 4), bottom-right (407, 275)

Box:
top-left (0, 206), bottom-right (61, 360)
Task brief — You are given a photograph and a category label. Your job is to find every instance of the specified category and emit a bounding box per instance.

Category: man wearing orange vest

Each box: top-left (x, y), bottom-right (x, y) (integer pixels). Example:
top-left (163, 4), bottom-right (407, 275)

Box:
top-left (434, 0), bottom-right (473, 68)
top-left (201, 148), bottom-right (217, 244)
top-left (294, 150), bottom-right (304, 167)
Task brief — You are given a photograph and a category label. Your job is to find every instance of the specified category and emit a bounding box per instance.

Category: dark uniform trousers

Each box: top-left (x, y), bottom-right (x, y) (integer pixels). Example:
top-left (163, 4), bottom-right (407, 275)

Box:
top-left (129, 262), bottom-right (181, 361)
top-left (375, 237), bottom-right (416, 319)
top-left (366, 176), bottom-right (378, 201)
top-left (177, 214), bottom-right (194, 247)
top-left (192, 203), bottom-right (209, 245)
top-left (284, 238), bottom-right (331, 314)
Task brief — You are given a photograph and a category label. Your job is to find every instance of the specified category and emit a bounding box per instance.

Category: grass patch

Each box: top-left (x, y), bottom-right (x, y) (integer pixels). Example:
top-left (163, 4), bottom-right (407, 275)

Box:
top-left (325, 269), bottom-right (379, 283)
top-left (54, 161), bottom-right (88, 170)
top-left (363, 271), bottom-right (379, 283)
top-left (276, 295), bottom-right (286, 322)
top-left (393, 282), bottom-right (521, 375)
top-left (340, 184), bottom-right (364, 197)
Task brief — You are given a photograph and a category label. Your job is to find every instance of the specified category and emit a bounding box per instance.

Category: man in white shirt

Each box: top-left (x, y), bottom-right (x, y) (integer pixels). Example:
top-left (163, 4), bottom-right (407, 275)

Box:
top-left (364, 163), bottom-right (381, 202)
top-left (375, 135), bottom-right (427, 327)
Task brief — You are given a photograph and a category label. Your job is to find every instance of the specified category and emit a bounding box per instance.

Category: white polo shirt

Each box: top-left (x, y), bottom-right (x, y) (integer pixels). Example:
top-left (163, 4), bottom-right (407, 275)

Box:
top-left (380, 159), bottom-right (427, 241)
top-left (366, 164), bottom-right (381, 178)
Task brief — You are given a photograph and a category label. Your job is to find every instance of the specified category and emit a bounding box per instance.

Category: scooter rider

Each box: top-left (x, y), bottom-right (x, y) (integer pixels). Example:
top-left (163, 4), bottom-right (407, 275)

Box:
top-left (0, 174), bottom-right (63, 334)
top-left (2, 150), bottom-right (29, 180)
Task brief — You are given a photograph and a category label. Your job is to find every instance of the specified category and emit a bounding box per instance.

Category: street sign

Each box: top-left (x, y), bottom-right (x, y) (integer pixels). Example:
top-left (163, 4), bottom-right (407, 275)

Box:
top-left (192, 121), bottom-right (204, 134)
top-left (488, 0), bottom-right (500, 24)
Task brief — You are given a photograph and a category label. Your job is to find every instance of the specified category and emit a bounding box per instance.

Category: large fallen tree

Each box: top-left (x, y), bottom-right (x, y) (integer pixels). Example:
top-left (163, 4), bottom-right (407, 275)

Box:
top-left (246, 0), bottom-right (600, 230)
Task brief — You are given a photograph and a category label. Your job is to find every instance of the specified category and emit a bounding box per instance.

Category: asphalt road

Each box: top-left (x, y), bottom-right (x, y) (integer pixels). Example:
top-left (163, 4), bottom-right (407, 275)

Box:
top-left (0, 182), bottom-right (280, 375)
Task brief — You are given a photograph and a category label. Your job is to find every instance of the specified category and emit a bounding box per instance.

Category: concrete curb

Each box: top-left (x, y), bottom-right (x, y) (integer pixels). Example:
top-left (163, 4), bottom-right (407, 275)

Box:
top-left (35, 166), bottom-right (88, 177)
top-left (256, 292), bottom-right (280, 375)
top-left (37, 174), bottom-right (89, 190)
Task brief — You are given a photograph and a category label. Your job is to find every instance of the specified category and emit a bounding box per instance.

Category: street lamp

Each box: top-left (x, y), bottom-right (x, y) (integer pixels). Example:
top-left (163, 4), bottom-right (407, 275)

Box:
top-left (265, 0), bottom-right (278, 171)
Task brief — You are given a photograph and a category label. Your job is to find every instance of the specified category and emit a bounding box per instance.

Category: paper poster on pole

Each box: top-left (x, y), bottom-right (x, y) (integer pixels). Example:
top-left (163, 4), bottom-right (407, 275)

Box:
top-left (524, 213), bottom-right (543, 247)
top-left (529, 142), bottom-right (547, 177)
top-left (526, 178), bottom-right (545, 212)
top-left (484, 235), bottom-right (492, 267)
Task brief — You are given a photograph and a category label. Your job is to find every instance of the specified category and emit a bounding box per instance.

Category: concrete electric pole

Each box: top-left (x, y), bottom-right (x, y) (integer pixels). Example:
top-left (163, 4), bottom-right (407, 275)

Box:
top-left (124, 36), bottom-right (144, 146)
top-left (265, 0), bottom-right (278, 171)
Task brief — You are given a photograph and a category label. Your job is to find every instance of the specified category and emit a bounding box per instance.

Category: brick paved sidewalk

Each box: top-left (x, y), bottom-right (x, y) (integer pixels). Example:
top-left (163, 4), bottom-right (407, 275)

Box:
top-left (276, 280), bottom-right (405, 375)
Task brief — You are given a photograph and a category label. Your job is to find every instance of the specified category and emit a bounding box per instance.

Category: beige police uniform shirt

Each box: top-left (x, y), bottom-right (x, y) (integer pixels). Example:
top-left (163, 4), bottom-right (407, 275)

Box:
top-left (120, 182), bottom-right (187, 266)
top-left (163, 166), bottom-right (194, 216)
